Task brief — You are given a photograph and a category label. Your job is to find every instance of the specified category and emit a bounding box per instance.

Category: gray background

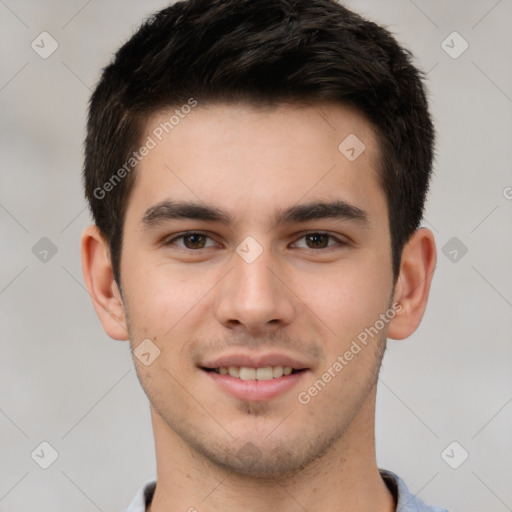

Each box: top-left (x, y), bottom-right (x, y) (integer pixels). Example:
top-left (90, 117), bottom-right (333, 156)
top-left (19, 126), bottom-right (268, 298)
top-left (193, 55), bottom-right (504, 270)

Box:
top-left (1, 1), bottom-right (511, 511)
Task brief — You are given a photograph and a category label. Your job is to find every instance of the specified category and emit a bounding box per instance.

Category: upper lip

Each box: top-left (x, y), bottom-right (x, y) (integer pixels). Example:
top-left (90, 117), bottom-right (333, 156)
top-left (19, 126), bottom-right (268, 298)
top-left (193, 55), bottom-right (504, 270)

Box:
top-left (200, 352), bottom-right (310, 370)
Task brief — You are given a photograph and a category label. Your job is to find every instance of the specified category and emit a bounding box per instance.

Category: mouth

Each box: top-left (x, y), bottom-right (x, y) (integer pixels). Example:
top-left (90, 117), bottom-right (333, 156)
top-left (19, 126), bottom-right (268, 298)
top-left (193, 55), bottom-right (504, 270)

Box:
top-left (202, 366), bottom-right (306, 380)
top-left (199, 353), bottom-right (311, 401)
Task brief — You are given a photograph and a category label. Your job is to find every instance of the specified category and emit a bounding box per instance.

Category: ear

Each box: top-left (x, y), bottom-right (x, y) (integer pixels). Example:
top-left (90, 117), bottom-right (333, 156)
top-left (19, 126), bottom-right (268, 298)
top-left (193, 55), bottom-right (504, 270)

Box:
top-left (387, 227), bottom-right (437, 340)
top-left (81, 225), bottom-right (129, 340)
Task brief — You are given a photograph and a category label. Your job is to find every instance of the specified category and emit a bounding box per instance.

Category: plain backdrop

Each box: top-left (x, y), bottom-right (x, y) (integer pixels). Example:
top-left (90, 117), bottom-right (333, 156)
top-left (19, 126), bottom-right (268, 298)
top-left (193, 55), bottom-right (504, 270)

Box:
top-left (1, 1), bottom-right (511, 511)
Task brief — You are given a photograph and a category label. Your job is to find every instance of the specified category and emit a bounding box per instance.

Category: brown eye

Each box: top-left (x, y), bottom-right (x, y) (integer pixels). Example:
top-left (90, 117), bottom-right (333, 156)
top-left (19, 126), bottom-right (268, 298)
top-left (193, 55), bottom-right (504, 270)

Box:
top-left (305, 233), bottom-right (330, 248)
top-left (293, 232), bottom-right (344, 250)
top-left (182, 233), bottom-right (207, 249)
top-left (164, 232), bottom-right (215, 250)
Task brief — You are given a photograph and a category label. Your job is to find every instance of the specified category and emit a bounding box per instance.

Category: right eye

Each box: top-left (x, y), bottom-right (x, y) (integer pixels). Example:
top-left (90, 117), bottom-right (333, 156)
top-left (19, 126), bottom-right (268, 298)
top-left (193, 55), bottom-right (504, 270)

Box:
top-left (162, 231), bottom-right (218, 250)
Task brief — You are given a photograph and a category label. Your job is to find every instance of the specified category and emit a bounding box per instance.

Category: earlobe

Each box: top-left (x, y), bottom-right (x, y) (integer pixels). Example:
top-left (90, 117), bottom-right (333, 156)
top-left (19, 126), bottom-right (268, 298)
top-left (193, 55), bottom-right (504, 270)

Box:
top-left (81, 225), bottom-right (129, 340)
top-left (387, 227), bottom-right (437, 340)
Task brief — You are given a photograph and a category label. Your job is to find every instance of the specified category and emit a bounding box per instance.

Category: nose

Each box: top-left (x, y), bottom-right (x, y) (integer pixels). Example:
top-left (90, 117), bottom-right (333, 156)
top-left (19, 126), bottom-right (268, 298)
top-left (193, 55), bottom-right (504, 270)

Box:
top-left (214, 243), bottom-right (296, 334)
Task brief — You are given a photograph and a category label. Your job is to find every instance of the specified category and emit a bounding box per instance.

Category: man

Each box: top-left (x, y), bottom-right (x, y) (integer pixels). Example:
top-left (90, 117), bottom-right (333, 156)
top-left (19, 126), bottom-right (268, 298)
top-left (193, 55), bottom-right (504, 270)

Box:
top-left (81, 0), bottom-right (445, 510)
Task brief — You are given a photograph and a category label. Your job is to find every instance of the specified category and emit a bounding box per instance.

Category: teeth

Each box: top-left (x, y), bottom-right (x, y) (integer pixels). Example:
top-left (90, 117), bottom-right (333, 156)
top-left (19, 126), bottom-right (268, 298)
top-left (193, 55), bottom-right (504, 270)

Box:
top-left (239, 367), bottom-right (256, 380)
top-left (215, 365), bottom-right (296, 380)
top-left (256, 367), bottom-right (273, 380)
top-left (272, 366), bottom-right (283, 378)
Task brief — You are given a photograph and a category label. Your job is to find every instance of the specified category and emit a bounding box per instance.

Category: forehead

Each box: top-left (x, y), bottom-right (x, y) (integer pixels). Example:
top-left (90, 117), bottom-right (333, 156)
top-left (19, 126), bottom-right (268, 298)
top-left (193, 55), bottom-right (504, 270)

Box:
top-left (127, 101), bottom-right (386, 228)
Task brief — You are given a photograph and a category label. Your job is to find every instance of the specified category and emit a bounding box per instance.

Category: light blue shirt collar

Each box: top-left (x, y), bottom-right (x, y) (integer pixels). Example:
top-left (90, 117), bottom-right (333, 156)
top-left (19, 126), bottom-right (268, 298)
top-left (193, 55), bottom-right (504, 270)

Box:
top-left (125, 470), bottom-right (449, 512)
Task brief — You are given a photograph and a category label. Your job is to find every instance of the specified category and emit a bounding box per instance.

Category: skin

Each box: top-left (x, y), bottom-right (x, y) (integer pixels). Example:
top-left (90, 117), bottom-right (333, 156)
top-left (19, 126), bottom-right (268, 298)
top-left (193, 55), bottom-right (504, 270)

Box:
top-left (82, 102), bottom-right (436, 512)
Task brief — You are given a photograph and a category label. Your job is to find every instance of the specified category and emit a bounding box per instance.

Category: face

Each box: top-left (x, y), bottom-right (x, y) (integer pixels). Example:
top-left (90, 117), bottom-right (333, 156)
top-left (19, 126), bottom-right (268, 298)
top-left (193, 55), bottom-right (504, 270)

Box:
top-left (119, 102), bottom-right (396, 476)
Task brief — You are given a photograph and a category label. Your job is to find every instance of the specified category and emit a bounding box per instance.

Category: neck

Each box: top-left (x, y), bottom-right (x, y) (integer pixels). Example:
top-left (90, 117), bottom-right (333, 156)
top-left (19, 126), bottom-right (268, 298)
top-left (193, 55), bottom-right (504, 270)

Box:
top-left (147, 391), bottom-right (395, 512)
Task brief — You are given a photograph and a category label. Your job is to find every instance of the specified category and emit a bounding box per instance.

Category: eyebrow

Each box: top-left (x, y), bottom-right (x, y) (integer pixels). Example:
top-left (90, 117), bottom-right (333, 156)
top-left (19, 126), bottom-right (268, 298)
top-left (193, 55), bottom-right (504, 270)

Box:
top-left (141, 199), bottom-right (369, 230)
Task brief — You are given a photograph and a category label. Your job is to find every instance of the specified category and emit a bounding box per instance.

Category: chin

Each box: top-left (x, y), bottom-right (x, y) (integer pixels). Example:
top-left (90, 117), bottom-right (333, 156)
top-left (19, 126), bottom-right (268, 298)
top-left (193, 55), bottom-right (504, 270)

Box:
top-left (185, 426), bottom-right (342, 479)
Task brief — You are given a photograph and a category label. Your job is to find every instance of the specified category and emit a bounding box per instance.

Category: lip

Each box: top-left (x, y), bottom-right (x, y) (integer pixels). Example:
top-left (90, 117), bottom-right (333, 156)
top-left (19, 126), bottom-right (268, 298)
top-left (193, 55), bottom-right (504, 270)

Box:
top-left (199, 351), bottom-right (311, 401)
top-left (200, 352), bottom-right (310, 370)
top-left (202, 368), bottom-right (309, 401)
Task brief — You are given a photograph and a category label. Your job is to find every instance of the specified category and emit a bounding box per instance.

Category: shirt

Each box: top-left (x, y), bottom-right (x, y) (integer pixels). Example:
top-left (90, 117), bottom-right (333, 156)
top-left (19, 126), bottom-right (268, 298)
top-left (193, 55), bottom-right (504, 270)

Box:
top-left (124, 469), bottom-right (449, 511)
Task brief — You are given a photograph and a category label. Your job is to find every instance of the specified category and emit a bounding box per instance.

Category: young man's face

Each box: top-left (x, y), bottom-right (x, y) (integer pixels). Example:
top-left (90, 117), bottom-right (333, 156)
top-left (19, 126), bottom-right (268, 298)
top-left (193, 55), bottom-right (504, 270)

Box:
top-left (87, 102), bottom-right (427, 477)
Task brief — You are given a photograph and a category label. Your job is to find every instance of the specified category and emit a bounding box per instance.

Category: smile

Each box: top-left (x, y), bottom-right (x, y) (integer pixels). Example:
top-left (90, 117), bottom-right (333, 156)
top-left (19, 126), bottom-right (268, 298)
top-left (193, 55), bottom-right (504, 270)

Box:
top-left (201, 366), bottom-right (309, 401)
top-left (206, 366), bottom-right (302, 380)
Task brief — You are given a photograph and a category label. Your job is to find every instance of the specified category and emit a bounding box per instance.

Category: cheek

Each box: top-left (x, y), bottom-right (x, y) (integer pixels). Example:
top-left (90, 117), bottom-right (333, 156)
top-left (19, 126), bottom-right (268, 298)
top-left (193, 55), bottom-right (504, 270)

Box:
top-left (296, 258), bottom-right (391, 340)
top-left (123, 258), bottom-right (216, 338)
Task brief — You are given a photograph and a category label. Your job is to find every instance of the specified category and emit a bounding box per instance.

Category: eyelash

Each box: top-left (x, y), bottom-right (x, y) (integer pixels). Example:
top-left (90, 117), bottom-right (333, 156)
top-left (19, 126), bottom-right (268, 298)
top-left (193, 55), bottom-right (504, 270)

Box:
top-left (162, 231), bottom-right (347, 252)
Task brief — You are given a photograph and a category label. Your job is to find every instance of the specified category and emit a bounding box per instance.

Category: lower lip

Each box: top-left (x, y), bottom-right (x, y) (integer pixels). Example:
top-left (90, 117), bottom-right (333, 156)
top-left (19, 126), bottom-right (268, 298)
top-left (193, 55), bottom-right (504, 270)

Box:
top-left (203, 369), bottom-right (308, 401)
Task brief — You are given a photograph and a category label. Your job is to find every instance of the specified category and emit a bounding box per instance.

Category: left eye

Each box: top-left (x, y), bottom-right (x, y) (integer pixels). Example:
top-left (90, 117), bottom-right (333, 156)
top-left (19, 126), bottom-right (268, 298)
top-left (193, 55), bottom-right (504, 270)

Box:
top-left (164, 232), bottom-right (216, 250)
top-left (292, 232), bottom-right (343, 250)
